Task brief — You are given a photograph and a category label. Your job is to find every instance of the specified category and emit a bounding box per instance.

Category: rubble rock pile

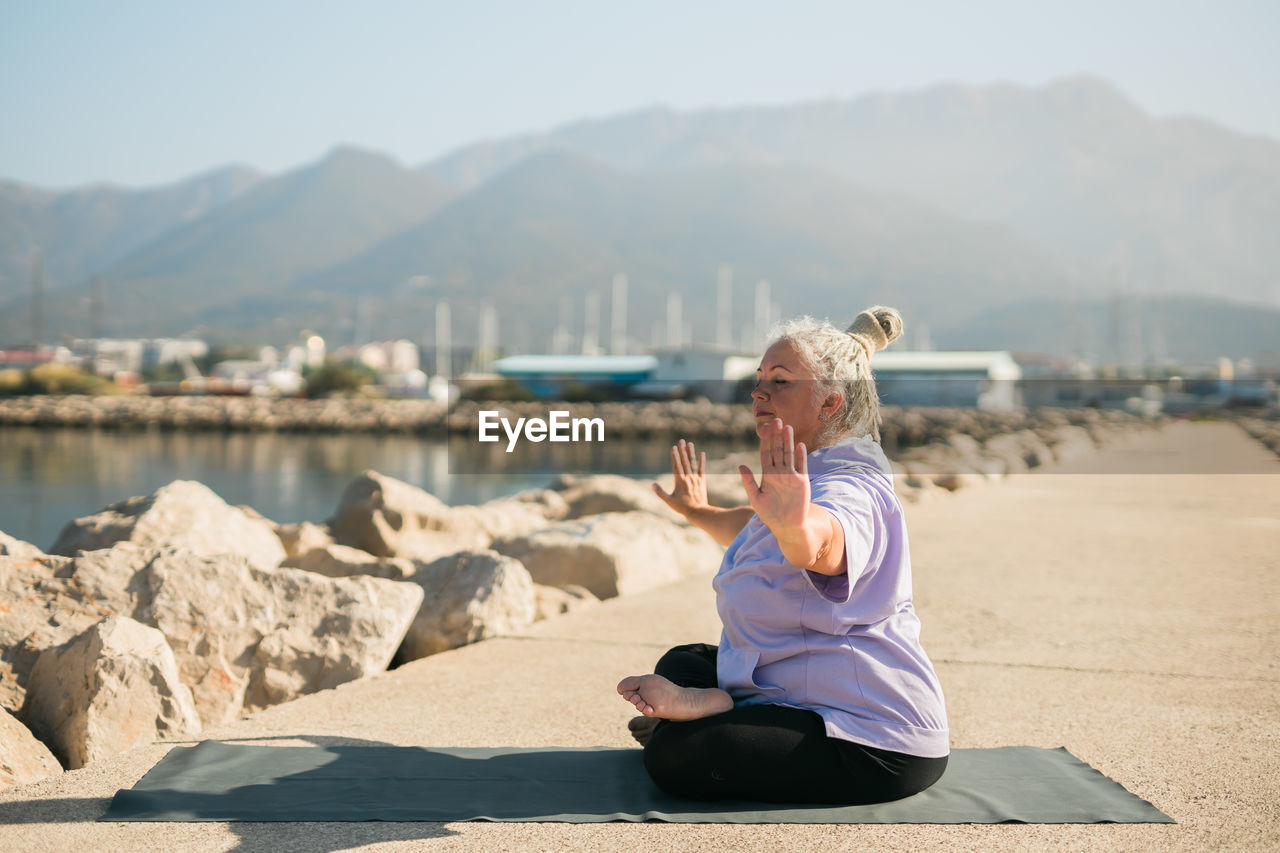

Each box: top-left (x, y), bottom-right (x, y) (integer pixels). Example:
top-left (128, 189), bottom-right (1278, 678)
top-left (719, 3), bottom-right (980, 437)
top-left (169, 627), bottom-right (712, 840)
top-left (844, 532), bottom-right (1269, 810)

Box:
top-left (0, 395), bottom-right (1161, 445)
top-left (1235, 414), bottom-right (1280, 459)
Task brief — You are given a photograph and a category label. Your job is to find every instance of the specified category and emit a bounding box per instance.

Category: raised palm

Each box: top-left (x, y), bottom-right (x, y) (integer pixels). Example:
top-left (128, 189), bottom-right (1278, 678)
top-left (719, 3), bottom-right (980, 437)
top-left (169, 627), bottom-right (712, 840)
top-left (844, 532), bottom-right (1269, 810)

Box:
top-left (739, 419), bottom-right (810, 531)
top-left (652, 438), bottom-right (709, 519)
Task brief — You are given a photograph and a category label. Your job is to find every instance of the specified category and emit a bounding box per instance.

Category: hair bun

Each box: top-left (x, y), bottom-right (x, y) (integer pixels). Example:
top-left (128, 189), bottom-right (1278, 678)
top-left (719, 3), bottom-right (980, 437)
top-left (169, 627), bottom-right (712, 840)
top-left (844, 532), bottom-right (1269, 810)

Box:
top-left (846, 305), bottom-right (904, 355)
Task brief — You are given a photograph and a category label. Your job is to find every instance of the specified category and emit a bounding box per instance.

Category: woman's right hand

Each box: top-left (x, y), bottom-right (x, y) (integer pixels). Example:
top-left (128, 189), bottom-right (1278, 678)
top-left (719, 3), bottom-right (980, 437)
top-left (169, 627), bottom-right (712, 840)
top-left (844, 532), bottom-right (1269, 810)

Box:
top-left (652, 438), bottom-right (709, 520)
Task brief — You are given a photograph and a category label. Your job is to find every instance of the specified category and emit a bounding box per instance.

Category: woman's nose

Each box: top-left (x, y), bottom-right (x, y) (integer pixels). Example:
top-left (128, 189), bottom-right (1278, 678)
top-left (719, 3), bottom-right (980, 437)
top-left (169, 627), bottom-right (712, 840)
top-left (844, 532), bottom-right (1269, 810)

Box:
top-left (751, 383), bottom-right (767, 401)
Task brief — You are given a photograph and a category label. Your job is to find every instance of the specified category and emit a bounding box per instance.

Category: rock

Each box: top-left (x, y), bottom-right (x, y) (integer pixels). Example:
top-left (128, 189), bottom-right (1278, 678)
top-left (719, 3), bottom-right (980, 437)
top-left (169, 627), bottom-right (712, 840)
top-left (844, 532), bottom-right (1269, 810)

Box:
top-left (493, 511), bottom-right (723, 600)
top-left (282, 543), bottom-right (417, 581)
top-left (49, 480), bottom-right (285, 571)
top-left (236, 504), bottom-right (269, 522)
top-left (982, 433), bottom-right (1033, 473)
top-left (550, 474), bottom-right (677, 519)
top-left (20, 616), bottom-right (201, 770)
top-left (1042, 424), bottom-right (1098, 464)
top-left (397, 550), bottom-right (536, 662)
top-left (895, 482), bottom-right (936, 504)
top-left (1006, 430), bottom-right (1057, 468)
top-left (445, 489), bottom-right (570, 541)
top-left (971, 455), bottom-right (1010, 480)
top-left (701, 450), bottom-right (759, 507)
top-left (245, 565), bottom-right (421, 707)
top-left (0, 707), bottom-right (62, 788)
top-left (0, 531), bottom-right (43, 560)
top-left (899, 446), bottom-right (963, 479)
top-left (0, 554), bottom-right (107, 714)
top-left (931, 471), bottom-right (988, 492)
top-left (533, 583), bottom-right (600, 621)
top-left (946, 434), bottom-right (985, 457)
top-left (329, 472), bottom-right (565, 560)
top-left (328, 471), bottom-right (454, 557)
top-left (274, 521), bottom-right (334, 559)
top-left (44, 545), bottom-right (424, 725)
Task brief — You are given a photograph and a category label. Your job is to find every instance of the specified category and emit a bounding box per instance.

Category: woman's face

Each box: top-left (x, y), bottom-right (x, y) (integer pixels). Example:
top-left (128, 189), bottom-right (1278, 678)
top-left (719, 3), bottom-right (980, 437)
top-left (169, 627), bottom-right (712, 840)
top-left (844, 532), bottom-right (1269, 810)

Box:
top-left (750, 339), bottom-right (837, 451)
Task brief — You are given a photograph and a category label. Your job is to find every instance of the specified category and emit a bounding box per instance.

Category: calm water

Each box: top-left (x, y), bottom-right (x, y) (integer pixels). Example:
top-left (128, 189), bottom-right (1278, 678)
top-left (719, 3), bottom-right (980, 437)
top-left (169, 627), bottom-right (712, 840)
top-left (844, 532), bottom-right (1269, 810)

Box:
top-left (1, 426), bottom-right (749, 550)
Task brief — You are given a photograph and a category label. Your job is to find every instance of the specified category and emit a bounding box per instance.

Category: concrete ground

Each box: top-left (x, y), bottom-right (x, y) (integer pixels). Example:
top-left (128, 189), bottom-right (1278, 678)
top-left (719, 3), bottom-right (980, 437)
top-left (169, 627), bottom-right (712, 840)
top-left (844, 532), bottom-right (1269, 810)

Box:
top-left (1, 419), bottom-right (1277, 852)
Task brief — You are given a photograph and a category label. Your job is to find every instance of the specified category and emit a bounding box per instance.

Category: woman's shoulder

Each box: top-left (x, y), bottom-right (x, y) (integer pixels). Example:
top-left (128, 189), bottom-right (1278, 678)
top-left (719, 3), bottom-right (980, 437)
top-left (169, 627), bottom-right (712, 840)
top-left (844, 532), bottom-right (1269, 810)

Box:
top-left (810, 433), bottom-right (893, 480)
top-left (810, 434), bottom-right (902, 517)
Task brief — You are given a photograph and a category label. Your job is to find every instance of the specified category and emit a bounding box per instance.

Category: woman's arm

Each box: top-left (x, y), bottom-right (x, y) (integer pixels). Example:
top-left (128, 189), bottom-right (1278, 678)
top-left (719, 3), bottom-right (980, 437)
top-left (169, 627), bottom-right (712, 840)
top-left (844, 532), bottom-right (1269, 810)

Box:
top-left (683, 504), bottom-right (757, 549)
top-left (738, 419), bottom-right (848, 576)
top-left (653, 439), bottom-right (754, 548)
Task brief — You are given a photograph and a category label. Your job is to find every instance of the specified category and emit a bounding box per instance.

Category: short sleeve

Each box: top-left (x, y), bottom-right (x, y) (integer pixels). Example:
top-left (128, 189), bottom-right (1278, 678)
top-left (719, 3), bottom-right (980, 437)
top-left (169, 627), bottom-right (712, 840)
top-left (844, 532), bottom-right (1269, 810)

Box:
top-left (805, 479), bottom-right (885, 604)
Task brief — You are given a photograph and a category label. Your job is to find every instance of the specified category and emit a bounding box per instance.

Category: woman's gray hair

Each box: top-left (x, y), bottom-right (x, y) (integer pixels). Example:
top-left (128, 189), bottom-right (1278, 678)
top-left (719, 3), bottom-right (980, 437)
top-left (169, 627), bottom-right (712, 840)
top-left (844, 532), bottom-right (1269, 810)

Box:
top-left (766, 306), bottom-right (904, 443)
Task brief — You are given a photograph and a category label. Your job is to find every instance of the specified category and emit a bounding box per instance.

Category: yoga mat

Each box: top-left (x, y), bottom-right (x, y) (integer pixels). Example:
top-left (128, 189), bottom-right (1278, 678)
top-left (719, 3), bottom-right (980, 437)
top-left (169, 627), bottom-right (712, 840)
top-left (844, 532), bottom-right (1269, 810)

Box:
top-left (103, 741), bottom-right (1172, 824)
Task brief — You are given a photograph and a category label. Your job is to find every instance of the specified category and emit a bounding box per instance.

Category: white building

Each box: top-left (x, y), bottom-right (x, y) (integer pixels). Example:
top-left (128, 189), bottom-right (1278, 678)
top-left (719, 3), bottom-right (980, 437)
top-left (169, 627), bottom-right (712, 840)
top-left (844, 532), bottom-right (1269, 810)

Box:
top-left (643, 347), bottom-right (758, 402)
top-left (357, 340), bottom-right (420, 373)
top-left (870, 351), bottom-right (1022, 410)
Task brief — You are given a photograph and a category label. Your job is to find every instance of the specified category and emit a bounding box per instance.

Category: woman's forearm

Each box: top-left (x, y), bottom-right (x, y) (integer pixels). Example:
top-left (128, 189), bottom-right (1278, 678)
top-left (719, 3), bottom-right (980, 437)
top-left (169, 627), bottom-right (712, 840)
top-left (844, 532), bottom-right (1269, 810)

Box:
top-left (684, 505), bottom-right (755, 548)
top-left (770, 504), bottom-right (846, 575)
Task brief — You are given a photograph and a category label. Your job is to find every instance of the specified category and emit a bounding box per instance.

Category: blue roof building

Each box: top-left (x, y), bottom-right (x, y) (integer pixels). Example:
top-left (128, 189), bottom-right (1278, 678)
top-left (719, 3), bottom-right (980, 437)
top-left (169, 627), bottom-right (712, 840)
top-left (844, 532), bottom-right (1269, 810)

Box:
top-left (492, 354), bottom-right (658, 399)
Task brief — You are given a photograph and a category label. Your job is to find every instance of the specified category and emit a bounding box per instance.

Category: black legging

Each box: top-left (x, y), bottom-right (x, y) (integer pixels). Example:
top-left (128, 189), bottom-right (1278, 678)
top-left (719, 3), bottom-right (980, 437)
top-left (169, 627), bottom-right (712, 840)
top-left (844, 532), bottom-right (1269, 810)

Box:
top-left (642, 643), bottom-right (948, 804)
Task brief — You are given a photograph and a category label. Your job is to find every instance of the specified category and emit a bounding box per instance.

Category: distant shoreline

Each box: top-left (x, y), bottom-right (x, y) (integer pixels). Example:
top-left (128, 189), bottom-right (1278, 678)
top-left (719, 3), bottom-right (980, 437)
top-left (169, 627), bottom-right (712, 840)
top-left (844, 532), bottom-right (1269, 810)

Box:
top-left (0, 393), bottom-right (1175, 449)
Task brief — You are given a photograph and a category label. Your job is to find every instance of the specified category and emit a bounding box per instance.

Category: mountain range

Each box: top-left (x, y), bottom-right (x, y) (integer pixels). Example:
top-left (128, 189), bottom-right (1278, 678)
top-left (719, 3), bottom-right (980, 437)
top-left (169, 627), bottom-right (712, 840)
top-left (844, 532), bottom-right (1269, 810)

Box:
top-left (2, 75), bottom-right (1278, 366)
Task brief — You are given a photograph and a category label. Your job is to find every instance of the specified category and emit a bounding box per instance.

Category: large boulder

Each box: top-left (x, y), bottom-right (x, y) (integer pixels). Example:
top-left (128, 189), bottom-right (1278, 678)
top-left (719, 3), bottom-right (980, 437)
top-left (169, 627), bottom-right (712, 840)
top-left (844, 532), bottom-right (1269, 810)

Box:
top-left (945, 433), bottom-right (985, 457)
top-left (397, 550), bottom-right (536, 663)
top-left (329, 471), bottom-right (453, 557)
top-left (0, 555), bottom-right (105, 714)
top-left (983, 430), bottom-right (1056, 472)
top-left (549, 473), bottom-right (677, 520)
top-left (0, 708), bottom-right (62, 788)
top-left (443, 490), bottom-right (570, 544)
top-left (49, 480), bottom-right (285, 571)
top-left (21, 545), bottom-right (423, 725)
top-left (241, 563), bottom-right (424, 709)
top-left (534, 583), bottom-right (600, 621)
top-left (20, 616), bottom-right (201, 770)
top-left (1041, 424), bottom-right (1098, 464)
top-left (273, 521), bottom-right (335, 560)
top-left (492, 511), bottom-right (724, 600)
top-left (328, 471), bottom-right (564, 560)
top-left (0, 531), bottom-right (43, 560)
top-left (282, 543), bottom-right (418, 581)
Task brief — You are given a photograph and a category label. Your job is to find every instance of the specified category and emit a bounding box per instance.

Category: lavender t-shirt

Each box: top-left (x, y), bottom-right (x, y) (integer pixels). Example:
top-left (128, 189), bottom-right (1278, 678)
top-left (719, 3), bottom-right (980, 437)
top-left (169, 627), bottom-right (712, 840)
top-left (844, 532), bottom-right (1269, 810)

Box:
top-left (713, 433), bottom-right (949, 758)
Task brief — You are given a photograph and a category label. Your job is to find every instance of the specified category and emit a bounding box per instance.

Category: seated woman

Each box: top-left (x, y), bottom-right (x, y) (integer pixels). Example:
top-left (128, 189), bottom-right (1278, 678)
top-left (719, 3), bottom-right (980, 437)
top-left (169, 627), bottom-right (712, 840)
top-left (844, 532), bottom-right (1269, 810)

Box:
top-left (617, 306), bottom-right (949, 805)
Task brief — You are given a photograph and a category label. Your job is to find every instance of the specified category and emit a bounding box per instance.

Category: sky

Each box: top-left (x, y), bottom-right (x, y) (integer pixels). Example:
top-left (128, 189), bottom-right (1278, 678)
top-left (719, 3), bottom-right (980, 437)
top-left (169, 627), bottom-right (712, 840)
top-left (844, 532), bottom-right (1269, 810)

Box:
top-left (2, 0), bottom-right (1278, 189)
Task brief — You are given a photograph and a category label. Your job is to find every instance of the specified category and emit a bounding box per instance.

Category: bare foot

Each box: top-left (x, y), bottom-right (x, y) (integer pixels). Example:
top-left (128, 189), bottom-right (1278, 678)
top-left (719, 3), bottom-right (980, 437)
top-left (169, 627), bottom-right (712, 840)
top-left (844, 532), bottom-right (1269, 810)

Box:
top-left (627, 715), bottom-right (659, 746)
top-left (616, 674), bottom-right (733, 721)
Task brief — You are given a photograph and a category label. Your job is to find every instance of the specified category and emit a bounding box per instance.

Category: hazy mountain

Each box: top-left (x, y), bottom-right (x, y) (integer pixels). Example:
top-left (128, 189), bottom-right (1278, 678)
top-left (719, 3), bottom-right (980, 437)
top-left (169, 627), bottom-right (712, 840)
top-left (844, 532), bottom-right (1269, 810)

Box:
top-left (2, 76), bottom-right (1277, 364)
top-left (424, 76), bottom-right (1280, 305)
top-left (288, 149), bottom-right (1082, 353)
top-left (2, 147), bottom-right (455, 340)
top-left (0, 165), bottom-right (261, 301)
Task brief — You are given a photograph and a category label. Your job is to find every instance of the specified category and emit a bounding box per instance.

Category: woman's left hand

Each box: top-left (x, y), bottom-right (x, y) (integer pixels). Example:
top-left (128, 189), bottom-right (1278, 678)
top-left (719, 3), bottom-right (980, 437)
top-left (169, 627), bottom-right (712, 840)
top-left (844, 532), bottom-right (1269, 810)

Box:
top-left (738, 418), bottom-right (810, 533)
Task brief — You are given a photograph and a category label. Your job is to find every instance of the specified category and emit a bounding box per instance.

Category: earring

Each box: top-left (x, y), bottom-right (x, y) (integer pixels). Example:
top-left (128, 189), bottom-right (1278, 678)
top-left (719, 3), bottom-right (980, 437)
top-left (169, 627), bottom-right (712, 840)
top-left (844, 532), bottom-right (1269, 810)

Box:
top-left (819, 412), bottom-right (828, 421)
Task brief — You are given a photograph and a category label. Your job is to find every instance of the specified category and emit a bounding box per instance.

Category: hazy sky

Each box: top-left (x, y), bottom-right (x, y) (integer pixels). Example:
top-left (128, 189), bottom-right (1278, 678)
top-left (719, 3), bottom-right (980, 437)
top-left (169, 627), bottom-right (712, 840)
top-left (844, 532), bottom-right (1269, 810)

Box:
top-left (3, 0), bottom-right (1277, 189)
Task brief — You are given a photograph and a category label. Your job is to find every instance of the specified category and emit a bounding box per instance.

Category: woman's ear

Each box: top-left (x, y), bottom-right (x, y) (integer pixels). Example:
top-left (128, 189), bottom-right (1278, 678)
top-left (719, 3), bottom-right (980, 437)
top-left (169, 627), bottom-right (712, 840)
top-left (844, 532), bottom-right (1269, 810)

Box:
top-left (822, 392), bottom-right (843, 419)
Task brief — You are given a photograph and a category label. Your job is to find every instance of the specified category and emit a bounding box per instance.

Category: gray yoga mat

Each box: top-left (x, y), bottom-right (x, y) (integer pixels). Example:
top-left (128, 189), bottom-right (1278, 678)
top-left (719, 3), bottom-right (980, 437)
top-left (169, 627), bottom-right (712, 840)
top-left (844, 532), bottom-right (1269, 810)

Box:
top-left (103, 741), bottom-right (1172, 824)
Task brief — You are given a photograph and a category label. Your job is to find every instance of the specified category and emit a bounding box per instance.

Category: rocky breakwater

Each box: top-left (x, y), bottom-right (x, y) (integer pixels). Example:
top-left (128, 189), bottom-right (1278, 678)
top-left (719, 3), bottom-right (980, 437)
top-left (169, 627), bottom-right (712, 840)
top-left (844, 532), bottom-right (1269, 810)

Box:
top-left (0, 470), bottom-right (723, 788)
top-left (0, 395), bottom-right (451, 433)
top-left (0, 395), bottom-right (762, 438)
top-left (1233, 411), bottom-right (1280, 460)
top-left (1, 394), bottom-right (1160, 450)
top-left (697, 406), bottom-right (1163, 501)
top-left (881, 407), bottom-right (1163, 499)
